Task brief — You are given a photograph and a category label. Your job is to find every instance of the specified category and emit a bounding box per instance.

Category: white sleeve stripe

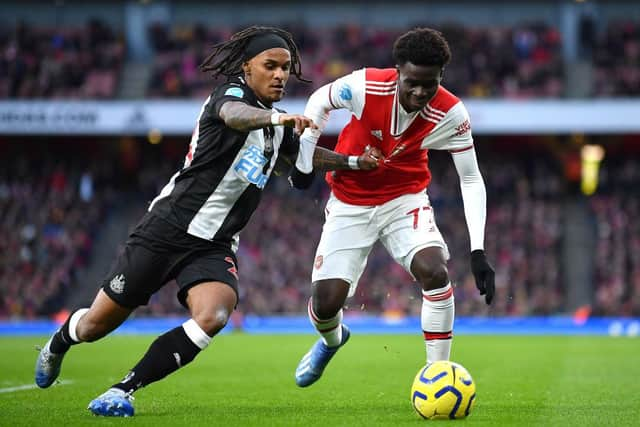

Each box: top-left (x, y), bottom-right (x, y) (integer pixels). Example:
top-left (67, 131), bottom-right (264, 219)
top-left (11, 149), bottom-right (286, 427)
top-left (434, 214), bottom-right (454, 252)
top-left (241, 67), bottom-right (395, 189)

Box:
top-left (365, 90), bottom-right (395, 95)
top-left (365, 85), bottom-right (395, 90)
top-left (419, 115), bottom-right (440, 124)
top-left (419, 111), bottom-right (444, 122)
top-left (425, 105), bottom-right (447, 117)
top-left (365, 80), bottom-right (396, 87)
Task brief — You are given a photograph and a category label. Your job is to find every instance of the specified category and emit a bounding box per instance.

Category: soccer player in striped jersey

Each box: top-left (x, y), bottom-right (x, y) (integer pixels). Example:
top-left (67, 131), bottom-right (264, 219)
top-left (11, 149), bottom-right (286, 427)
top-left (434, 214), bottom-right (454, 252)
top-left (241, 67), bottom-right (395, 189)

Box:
top-left (295, 28), bottom-right (495, 387)
top-left (34, 26), bottom-right (381, 417)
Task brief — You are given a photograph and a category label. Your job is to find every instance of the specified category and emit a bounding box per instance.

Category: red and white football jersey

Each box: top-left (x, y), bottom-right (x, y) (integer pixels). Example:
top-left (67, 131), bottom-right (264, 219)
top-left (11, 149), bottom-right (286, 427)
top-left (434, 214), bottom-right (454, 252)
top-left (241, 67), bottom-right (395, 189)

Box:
top-left (324, 68), bottom-right (473, 205)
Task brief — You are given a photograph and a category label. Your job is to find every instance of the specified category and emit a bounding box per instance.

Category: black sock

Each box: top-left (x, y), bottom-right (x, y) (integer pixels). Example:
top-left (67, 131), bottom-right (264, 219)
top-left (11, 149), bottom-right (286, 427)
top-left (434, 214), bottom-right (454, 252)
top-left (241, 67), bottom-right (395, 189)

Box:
top-left (112, 326), bottom-right (202, 394)
top-left (49, 310), bottom-right (82, 354)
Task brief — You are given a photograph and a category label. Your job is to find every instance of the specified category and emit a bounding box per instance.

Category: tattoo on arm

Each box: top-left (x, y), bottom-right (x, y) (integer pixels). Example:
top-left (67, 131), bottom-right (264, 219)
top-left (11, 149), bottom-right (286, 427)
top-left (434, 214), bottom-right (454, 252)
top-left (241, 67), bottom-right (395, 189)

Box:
top-left (219, 101), bottom-right (273, 131)
top-left (312, 146), bottom-right (350, 171)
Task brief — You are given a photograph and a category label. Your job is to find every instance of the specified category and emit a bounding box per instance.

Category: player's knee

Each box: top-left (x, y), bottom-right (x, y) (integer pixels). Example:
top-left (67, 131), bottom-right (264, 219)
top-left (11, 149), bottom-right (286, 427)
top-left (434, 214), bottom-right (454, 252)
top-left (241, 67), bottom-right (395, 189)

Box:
top-left (311, 293), bottom-right (343, 319)
top-left (311, 279), bottom-right (348, 319)
top-left (192, 306), bottom-right (230, 336)
top-left (416, 263), bottom-right (449, 292)
top-left (312, 300), bottom-right (341, 320)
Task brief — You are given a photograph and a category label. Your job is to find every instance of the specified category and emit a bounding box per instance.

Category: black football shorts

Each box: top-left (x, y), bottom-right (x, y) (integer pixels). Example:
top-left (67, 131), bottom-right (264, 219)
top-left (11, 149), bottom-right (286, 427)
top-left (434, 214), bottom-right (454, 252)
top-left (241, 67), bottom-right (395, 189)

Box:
top-left (101, 212), bottom-right (239, 309)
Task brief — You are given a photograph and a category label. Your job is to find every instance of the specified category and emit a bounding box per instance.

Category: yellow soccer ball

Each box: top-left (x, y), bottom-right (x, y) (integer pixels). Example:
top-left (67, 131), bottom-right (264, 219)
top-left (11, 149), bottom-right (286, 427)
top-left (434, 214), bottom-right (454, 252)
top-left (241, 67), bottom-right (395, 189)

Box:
top-left (410, 360), bottom-right (476, 420)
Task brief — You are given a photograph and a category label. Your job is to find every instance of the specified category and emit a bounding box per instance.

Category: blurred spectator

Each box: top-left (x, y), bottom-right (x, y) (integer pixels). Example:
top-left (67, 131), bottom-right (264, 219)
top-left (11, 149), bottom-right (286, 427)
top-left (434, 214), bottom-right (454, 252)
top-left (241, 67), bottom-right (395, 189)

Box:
top-left (4, 18), bottom-right (640, 99)
top-left (129, 140), bottom-right (569, 317)
top-left (3, 138), bottom-right (638, 318)
top-left (593, 20), bottom-right (640, 96)
top-left (0, 150), bottom-right (105, 318)
top-left (0, 19), bottom-right (124, 99)
top-left (590, 155), bottom-right (640, 315)
top-left (578, 13), bottom-right (596, 60)
top-left (147, 21), bottom-right (564, 99)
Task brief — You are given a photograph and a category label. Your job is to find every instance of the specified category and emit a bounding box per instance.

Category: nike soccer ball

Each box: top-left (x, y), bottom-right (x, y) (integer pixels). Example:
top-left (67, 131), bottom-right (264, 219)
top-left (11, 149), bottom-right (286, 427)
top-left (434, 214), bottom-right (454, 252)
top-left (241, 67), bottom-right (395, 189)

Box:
top-left (410, 360), bottom-right (476, 420)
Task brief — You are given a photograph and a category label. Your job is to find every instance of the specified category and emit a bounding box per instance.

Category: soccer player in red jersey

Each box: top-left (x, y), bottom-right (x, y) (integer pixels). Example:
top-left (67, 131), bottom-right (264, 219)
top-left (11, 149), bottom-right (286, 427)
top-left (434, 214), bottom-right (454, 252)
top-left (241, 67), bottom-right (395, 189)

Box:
top-left (295, 28), bottom-right (495, 387)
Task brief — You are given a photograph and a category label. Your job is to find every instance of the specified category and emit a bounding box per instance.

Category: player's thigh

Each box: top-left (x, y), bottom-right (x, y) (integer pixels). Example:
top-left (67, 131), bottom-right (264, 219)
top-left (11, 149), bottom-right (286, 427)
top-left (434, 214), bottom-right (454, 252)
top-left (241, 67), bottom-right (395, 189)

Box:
top-left (379, 193), bottom-right (450, 276)
top-left (311, 194), bottom-right (378, 297)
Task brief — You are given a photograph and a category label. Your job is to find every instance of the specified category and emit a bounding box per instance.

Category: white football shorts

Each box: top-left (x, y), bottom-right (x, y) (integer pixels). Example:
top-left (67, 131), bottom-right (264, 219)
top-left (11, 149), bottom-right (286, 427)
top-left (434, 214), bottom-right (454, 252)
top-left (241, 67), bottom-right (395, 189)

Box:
top-left (311, 191), bottom-right (450, 297)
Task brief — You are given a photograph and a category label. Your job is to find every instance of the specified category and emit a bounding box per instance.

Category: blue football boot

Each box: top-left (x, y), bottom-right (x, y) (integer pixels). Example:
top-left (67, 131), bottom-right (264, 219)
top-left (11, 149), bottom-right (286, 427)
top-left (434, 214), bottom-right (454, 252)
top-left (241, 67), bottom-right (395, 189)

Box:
top-left (35, 335), bottom-right (66, 388)
top-left (88, 388), bottom-right (135, 417)
top-left (295, 325), bottom-right (350, 387)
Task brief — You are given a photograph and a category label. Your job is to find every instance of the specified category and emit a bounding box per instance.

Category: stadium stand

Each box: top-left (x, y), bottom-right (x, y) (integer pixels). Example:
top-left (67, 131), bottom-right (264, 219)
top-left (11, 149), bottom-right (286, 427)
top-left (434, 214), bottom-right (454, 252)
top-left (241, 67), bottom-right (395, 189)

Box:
top-left (0, 137), bottom-right (588, 318)
top-left (0, 141), bottom-right (106, 317)
top-left (590, 153), bottom-right (640, 315)
top-left (147, 22), bottom-right (564, 99)
top-left (1, 1), bottom-right (639, 319)
top-left (2, 17), bottom-right (636, 100)
top-left (592, 19), bottom-right (640, 96)
top-left (0, 20), bottom-right (124, 99)
top-left (1, 143), bottom-right (639, 319)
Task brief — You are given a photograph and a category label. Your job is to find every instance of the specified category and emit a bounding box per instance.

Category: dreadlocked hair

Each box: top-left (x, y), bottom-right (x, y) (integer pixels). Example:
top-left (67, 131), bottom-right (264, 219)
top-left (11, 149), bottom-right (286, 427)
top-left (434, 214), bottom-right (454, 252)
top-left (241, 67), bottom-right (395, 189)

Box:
top-left (200, 26), bottom-right (309, 83)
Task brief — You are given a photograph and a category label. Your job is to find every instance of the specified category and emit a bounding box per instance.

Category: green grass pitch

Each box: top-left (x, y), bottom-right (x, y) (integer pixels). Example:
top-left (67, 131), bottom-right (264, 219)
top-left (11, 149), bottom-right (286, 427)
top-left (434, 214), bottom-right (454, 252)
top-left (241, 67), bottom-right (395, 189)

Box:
top-left (1, 333), bottom-right (639, 426)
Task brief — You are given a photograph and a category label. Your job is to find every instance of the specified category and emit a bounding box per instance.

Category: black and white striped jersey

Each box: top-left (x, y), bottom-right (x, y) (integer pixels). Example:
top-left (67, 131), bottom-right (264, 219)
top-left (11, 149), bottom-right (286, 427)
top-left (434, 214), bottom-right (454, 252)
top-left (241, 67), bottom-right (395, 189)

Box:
top-left (148, 76), bottom-right (299, 252)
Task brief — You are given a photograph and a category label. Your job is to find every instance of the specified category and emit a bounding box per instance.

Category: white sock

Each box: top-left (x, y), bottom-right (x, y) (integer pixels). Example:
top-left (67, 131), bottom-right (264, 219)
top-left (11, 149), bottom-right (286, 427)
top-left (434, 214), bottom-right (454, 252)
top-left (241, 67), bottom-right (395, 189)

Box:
top-left (68, 308), bottom-right (90, 343)
top-left (182, 319), bottom-right (212, 350)
top-left (308, 298), bottom-right (343, 347)
top-left (421, 283), bottom-right (454, 364)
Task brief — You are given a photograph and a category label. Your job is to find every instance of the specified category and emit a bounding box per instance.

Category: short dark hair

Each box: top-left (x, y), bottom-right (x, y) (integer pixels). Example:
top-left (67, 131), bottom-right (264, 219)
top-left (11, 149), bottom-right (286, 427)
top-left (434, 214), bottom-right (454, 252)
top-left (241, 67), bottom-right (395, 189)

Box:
top-left (392, 28), bottom-right (451, 68)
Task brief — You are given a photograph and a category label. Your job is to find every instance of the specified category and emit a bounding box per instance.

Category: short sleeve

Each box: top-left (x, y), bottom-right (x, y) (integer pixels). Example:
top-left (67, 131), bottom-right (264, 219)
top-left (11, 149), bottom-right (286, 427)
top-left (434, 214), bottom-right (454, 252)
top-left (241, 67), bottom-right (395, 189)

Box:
top-left (211, 82), bottom-right (253, 118)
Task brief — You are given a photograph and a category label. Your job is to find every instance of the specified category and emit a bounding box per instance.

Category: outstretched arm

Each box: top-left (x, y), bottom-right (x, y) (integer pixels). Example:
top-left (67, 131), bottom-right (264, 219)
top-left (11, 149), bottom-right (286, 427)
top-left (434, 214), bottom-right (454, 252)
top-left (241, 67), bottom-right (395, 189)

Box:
top-left (219, 101), bottom-right (317, 133)
top-left (287, 145), bottom-right (382, 189)
top-left (296, 70), bottom-right (365, 173)
top-left (312, 145), bottom-right (381, 171)
top-left (296, 84), bottom-right (335, 173)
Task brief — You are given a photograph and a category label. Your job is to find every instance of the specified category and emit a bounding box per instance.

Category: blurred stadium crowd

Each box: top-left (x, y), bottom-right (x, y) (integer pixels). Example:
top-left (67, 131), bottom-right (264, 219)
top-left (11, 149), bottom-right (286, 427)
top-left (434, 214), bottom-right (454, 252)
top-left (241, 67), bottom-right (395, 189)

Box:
top-left (1, 12), bottom-right (638, 319)
top-left (0, 20), bottom-right (124, 99)
top-left (146, 21), bottom-right (566, 99)
top-left (1, 138), bottom-right (638, 319)
top-left (1, 18), bottom-right (639, 99)
top-left (0, 144), bottom-right (105, 317)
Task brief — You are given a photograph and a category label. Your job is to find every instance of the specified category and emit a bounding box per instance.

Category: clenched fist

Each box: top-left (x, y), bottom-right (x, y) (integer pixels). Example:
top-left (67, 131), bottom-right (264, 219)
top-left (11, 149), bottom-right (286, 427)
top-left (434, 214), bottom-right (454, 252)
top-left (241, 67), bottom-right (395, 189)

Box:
top-left (357, 145), bottom-right (385, 170)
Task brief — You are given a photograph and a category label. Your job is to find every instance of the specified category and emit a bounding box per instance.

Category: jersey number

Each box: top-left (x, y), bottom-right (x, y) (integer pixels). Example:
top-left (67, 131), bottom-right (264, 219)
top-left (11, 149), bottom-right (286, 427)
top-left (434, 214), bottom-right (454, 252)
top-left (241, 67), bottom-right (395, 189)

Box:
top-left (406, 206), bottom-right (431, 230)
